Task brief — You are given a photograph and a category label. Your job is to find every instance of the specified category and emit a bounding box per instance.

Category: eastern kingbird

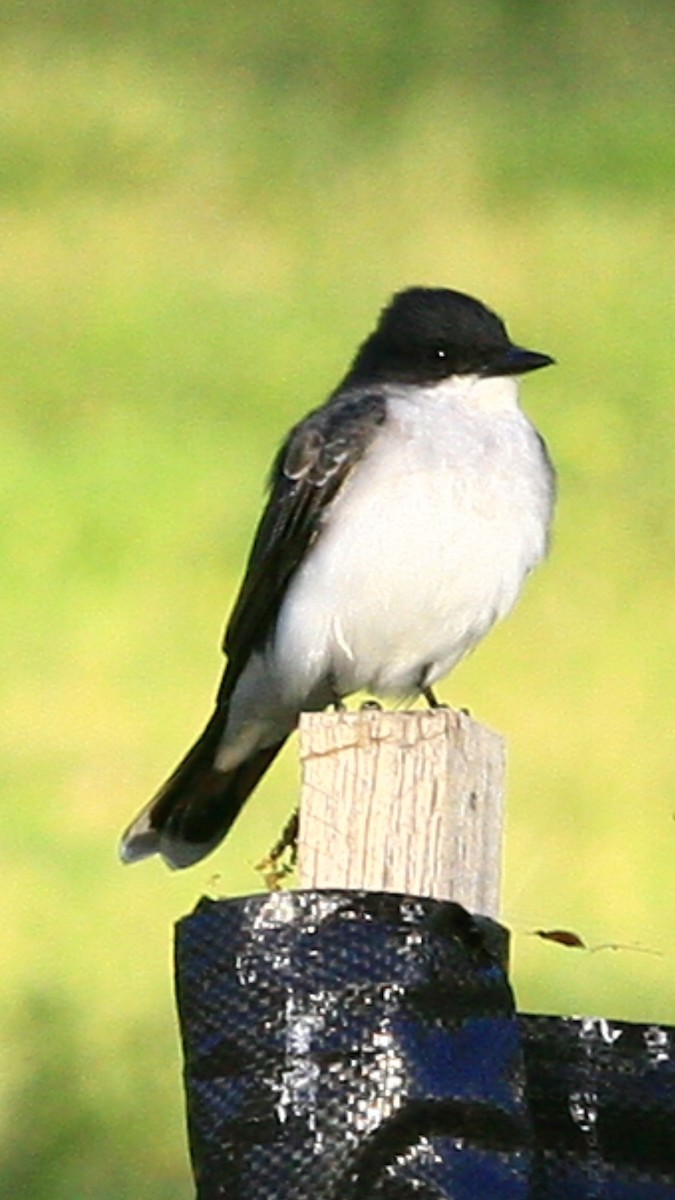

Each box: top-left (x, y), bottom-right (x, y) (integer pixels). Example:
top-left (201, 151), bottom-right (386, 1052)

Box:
top-left (120, 287), bottom-right (556, 869)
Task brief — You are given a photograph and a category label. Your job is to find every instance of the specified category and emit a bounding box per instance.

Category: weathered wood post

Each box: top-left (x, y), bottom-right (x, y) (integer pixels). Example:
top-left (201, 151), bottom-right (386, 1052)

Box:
top-left (297, 706), bottom-right (506, 916)
top-left (175, 707), bottom-right (514, 1197)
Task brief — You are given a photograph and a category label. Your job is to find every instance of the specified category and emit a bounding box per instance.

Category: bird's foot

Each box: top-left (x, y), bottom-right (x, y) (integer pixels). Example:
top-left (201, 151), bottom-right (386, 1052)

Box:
top-left (422, 686), bottom-right (448, 710)
top-left (360, 699), bottom-right (382, 711)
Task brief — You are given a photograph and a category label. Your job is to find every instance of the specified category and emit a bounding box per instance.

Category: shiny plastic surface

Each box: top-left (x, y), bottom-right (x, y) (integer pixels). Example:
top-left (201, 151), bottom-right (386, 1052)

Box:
top-left (175, 891), bottom-right (675, 1199)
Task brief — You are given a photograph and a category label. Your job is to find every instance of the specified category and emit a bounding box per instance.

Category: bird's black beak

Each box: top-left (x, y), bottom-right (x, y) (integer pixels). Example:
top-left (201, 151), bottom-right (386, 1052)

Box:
top-left (482, 346), bottom-right (555, 378)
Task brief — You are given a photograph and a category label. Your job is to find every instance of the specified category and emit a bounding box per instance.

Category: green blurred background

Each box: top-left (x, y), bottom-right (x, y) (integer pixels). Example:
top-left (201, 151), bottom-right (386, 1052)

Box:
top-left (2, 1), bottom-right (675, 1194)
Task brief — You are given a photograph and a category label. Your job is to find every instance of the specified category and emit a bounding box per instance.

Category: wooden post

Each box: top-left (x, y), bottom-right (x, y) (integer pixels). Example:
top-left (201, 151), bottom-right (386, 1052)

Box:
top-left (296, 707), bottom-right (505, 918)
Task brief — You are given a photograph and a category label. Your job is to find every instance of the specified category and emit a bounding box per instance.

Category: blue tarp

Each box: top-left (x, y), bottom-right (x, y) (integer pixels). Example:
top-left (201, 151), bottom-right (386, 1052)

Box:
top-left (175, 891), bottom-right (675, 1199)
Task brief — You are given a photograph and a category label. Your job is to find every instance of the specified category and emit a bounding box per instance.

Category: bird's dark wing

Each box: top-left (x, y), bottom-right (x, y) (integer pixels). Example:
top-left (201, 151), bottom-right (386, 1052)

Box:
top-left (219, 390), bottom-right (387, 699)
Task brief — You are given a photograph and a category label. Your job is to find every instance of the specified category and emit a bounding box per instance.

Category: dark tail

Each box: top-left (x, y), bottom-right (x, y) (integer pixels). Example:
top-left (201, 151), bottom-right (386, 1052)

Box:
top-left (119, 707), bottom-right (287, 869)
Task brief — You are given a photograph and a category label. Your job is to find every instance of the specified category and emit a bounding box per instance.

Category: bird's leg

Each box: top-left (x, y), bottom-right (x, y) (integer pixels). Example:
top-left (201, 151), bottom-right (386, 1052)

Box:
top-left (420, 668), bottom-right (448, 709)
top-left (328, 674), bottom-right (347, 712)
top-left (423, 685), bottom-right (467, 715)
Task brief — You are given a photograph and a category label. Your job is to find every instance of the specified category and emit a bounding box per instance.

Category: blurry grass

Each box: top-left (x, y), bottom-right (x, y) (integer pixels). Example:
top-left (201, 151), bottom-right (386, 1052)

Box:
top-left (2, 5), bottom-right (675, 1196)
top-left (0, 994), bottom-right (189, 1200)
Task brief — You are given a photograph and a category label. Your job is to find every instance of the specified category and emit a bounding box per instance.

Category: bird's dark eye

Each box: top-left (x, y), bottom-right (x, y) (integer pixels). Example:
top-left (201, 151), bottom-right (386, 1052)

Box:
top-left (433, 347), bottom-right (447, 359)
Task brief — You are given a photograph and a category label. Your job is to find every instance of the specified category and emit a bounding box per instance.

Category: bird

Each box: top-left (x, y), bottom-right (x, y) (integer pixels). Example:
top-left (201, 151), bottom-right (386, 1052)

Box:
top-left (120, 286), bottom-right (556, 869)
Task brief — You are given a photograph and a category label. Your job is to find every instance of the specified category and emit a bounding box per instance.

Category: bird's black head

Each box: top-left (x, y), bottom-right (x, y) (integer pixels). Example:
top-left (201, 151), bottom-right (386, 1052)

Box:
top-left (346, 287), bottom-right (554, 386)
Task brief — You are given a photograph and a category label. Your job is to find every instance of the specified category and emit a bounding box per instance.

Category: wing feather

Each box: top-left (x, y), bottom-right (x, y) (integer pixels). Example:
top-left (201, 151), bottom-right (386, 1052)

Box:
top-left (220, 391), bottom-right (387, 697)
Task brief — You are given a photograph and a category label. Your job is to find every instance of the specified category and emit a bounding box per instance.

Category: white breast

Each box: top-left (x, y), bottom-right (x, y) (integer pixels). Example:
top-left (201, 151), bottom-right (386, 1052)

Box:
top-left (273, 374), bottom-right (554, 702)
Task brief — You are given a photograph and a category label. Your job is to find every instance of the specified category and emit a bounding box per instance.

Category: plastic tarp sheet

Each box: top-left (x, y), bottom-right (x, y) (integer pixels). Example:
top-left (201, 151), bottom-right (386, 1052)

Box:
top-left (175, 891), bottom-right (675, 1199)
